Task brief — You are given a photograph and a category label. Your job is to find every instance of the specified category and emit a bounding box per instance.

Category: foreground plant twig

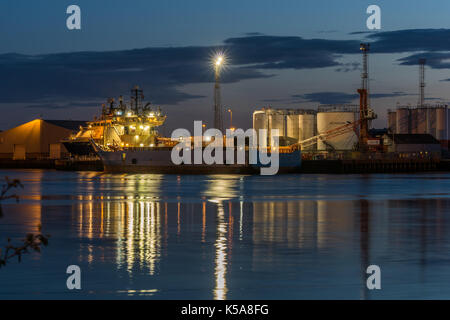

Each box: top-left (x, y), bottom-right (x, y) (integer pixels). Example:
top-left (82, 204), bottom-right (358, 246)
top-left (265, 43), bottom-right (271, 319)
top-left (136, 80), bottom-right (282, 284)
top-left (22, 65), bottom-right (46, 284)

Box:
top-left (0, 177), bottom-right (50, 268)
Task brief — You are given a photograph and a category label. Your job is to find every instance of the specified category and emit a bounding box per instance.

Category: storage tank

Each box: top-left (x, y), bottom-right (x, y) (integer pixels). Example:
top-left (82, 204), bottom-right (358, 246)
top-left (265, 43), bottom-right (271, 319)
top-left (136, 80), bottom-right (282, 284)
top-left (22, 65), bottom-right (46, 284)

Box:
top-left (410, 108), bottom-right (418, 134)
top-left (286, 113), bottom-right (300, 141)
top-left (436, 106), bottom-right (448, 140)
top-left (299, 113), bottom-right (316, 141)
top-left (388, 110), bottom-right (397, 133)
top-left (317, 109), bottom-right (357, 151)
top-left (253, 110), bottom-right (267, 132)
top-left (427, 107), bottom-right (437, 137)
top-left (253, 109), bottom-right (268, 143)
top-left (299, 113), bottom-right (316, 151)
top-left (415, 107), bottom-right (428, 134)
top-left (268, 110), bottom-right (286, 140)
top-left (396, 107), bottom-right (410, 134)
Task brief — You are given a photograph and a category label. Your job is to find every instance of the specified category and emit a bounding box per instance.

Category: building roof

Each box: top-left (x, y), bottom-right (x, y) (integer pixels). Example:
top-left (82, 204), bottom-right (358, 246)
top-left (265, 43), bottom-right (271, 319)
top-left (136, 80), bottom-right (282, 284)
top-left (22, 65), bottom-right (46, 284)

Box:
top-left (369, 128), bottom-right (388, 136)
top-left (385, 133), bottom-right (440, 144)
top-left (44, 120), bottom-right (87, 132)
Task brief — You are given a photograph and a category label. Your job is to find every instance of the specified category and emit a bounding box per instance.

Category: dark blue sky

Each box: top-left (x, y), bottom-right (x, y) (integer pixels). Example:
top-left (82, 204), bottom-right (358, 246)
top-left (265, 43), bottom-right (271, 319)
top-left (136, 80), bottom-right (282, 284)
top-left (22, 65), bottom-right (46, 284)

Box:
top-left (1, 0), bottom-right (450, 131)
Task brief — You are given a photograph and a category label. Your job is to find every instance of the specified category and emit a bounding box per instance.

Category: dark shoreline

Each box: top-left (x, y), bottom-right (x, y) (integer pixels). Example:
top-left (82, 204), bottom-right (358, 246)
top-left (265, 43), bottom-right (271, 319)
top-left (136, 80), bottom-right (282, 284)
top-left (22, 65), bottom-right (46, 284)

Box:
top-left (1, 158), bottom-right (450, 174)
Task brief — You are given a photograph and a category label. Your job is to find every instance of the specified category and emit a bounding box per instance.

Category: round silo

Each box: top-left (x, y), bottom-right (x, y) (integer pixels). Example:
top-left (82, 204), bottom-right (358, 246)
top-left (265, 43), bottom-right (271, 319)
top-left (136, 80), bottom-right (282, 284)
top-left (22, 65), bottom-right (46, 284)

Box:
top-left (299, 113), bottom-right (316, 141)
top-left (436, 106), bottom-right (448, 140)
top-left (268, 110), bottom-right (286, 139)
top-left (416, 107), bottom-right (428, 134)
top-left (299, 113), bottom-right (316, 151)
top-left (396, 107), bottom-right (410, 134)
top-left (427, 107), bottom-right (437, 137)
top-left (253, 109), bottom-right (269, 145)
top-left (388, 110), bottom-right (397, 133)
top-left (286, 112), bottom-right (300, 141)
top-left (410, 108), bottom-right (418, 134)
top-left (253, 110), bottom-right (267, 131)
top-left (317, 110), bottom-right (357, 151)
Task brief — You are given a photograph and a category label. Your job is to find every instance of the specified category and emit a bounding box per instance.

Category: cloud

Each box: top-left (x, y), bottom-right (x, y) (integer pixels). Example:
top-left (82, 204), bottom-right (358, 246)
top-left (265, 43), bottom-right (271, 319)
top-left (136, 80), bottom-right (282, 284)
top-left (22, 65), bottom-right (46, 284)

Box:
top-left (3, 28), bottom-right (450, 109)
top-left (244, 32), bottom-right (265, 36)
top-left (292, 91), bottom-right (412, 105)
top-left (317, 30), bottom-right (338, 34)
top-left (335, 62), bottom-right (360, 73)
top-left (399, 52), bottom-right (450, 69)
top-left (365, 29), bottom-right (450, 53)
top-left (224, 35), bottom-right (358, 69)
top-left (349, 31), bottom-right (373, 35)
top-left (0, 35), bottom-right (362, 108)
top-left (294, 92), bottom-right (357, 104)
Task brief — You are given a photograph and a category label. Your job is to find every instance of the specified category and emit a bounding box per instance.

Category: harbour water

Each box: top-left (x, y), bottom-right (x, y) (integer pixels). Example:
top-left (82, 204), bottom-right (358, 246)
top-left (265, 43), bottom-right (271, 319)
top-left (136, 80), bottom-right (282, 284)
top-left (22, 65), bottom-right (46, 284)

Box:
top-left (1, 169), bottom-right (450, 299)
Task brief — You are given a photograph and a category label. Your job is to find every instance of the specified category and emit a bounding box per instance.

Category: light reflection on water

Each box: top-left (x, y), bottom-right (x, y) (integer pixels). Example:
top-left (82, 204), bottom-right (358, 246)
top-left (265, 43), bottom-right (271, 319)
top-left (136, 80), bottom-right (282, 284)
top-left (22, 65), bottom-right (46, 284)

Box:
top-left (1, 170), bottom-right (450, 299)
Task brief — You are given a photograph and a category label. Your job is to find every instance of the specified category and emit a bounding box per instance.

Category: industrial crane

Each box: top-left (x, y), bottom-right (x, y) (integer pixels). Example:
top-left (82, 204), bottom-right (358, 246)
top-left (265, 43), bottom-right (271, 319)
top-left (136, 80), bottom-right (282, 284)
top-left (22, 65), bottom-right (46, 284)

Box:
top-left (296, 43), bottom-right (377, 151)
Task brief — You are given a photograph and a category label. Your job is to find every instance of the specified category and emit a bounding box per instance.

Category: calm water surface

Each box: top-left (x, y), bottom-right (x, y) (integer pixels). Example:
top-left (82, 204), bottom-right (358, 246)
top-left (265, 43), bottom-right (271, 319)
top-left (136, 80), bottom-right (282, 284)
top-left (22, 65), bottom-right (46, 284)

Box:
top-left (1, 169), bottom-right (450, 299)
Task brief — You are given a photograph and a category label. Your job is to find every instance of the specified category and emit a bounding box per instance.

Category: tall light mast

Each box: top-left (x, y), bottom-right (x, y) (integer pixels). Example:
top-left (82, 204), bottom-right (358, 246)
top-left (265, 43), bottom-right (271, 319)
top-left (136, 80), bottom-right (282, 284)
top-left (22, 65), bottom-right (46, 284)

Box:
top-left (358, 43), bottom-right (376, 148)
top-left (214, 55), bottom-right (225, 131)
top-left (419, 58), bottom-right (426, 107)
top-left (360, 43), bottom-right (370, 93)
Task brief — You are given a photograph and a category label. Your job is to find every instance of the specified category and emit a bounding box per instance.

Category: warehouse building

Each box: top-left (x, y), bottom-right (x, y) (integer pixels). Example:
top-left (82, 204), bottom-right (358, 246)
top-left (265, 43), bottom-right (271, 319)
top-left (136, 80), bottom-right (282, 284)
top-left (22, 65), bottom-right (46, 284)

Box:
top-left (0, 119), bottom-right (86, 160)
top-left (382, 133), bottom-right (441, 158)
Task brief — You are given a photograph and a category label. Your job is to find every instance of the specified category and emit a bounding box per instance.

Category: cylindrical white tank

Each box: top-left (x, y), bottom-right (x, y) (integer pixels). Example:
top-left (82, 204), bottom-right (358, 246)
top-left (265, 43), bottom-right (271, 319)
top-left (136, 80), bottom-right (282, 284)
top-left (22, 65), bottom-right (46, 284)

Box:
top-left (436, 107), bottom-right (448, 140)
top-left (299, 114), bottom-right (316, 141)
top-left (317, 111), bottom-right (357, 150)
top-left (268, 111), bottom-right (285, 139)
top-left (253, 110), bottom-right (267, 131)
top-left (416, 107), bottom-right (428, 134)
top-left (286, 113), bottom-right (300, 141)
top-left (253, 110), bottom-right (268, 144)
top-left (396, 108), bottom-right (410, 134)
top-left (388, 111), bottom-right (397, 133)
top-left (299, 113), bottom-right (316, 151)
top-left (410, 109), bottom-right (418, 134)
top-left (427, 107), bottom-right (437, 137)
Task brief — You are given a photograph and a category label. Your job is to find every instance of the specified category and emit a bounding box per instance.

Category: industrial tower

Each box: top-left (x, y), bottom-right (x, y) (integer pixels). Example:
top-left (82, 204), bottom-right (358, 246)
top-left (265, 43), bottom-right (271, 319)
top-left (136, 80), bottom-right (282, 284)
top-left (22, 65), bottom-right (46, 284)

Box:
top-left (214, 57), bottom-right (224, 132)
top-left (419, 58), bottom-right (426, 107)
top-left (360, 43), bottom-right (370, 92)
top-left (357, 43), bottom-right (376, 148)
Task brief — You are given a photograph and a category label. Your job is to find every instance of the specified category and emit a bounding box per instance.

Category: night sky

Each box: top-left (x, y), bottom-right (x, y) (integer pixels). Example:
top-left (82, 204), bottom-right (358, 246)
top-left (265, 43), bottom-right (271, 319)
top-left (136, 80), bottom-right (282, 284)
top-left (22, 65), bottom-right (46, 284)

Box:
top-left (1, 0), bottom-right (450, 132)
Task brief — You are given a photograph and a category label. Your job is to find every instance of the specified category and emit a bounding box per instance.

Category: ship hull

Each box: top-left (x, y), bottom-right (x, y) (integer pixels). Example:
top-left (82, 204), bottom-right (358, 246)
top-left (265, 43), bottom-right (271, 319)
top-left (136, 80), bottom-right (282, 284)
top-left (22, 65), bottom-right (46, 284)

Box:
top-left (98, 147), bottom-right (301, 174)
top-left (63, 140), bottom-right (97, 156)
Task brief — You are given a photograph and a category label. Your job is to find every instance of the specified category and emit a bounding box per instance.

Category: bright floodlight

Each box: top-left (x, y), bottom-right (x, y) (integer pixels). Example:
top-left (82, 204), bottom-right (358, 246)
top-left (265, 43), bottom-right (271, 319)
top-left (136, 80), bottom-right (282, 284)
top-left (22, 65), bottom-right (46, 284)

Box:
top-left (213, 53), bottom-right (226, 69)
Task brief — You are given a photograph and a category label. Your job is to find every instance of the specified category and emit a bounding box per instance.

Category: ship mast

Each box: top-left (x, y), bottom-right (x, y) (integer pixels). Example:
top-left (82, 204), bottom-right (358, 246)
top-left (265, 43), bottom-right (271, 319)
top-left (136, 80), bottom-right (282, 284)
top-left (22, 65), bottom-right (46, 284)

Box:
top-left (131, 85), bottom-right (144, 114)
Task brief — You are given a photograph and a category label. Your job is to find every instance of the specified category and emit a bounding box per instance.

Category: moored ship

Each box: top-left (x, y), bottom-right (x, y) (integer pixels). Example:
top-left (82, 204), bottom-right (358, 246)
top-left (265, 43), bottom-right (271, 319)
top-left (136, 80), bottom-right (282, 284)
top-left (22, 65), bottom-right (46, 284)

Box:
top-left (94, 140), bottom-right (302, 175)
top-left (62, 86), bottom-right (166, 157)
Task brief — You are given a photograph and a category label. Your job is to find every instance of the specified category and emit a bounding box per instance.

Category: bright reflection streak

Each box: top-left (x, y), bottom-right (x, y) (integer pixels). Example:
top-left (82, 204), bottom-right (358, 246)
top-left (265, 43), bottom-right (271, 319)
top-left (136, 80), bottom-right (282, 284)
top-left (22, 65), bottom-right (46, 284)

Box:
top-left (214, 201), bottom-right (228, 300)
top-left (203, 175), bottom-right (240, 201)
top-left (117, 288), bottom-right (159, 297)
top-left (239, 201), bottom-right (244, 241)
top-left (202, 202), bottom-right (206, 243)
top-left (126, 201), bottom-right (134, 274)
top-left (75, 198), bottom-right (163, 276)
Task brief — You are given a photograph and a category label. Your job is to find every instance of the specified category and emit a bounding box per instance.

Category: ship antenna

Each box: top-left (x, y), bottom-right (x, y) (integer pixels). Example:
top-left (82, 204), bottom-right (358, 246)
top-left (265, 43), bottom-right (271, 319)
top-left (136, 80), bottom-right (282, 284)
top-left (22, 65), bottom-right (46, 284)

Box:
top-left (131, 85), bottom-right (143, 114)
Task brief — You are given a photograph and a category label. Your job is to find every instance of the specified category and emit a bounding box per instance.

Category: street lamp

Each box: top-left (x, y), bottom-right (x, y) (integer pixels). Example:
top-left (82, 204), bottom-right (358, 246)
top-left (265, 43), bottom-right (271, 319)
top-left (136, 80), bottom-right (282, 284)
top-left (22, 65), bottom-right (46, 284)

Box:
top-left (227, 108), bottom-right (235, 131)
